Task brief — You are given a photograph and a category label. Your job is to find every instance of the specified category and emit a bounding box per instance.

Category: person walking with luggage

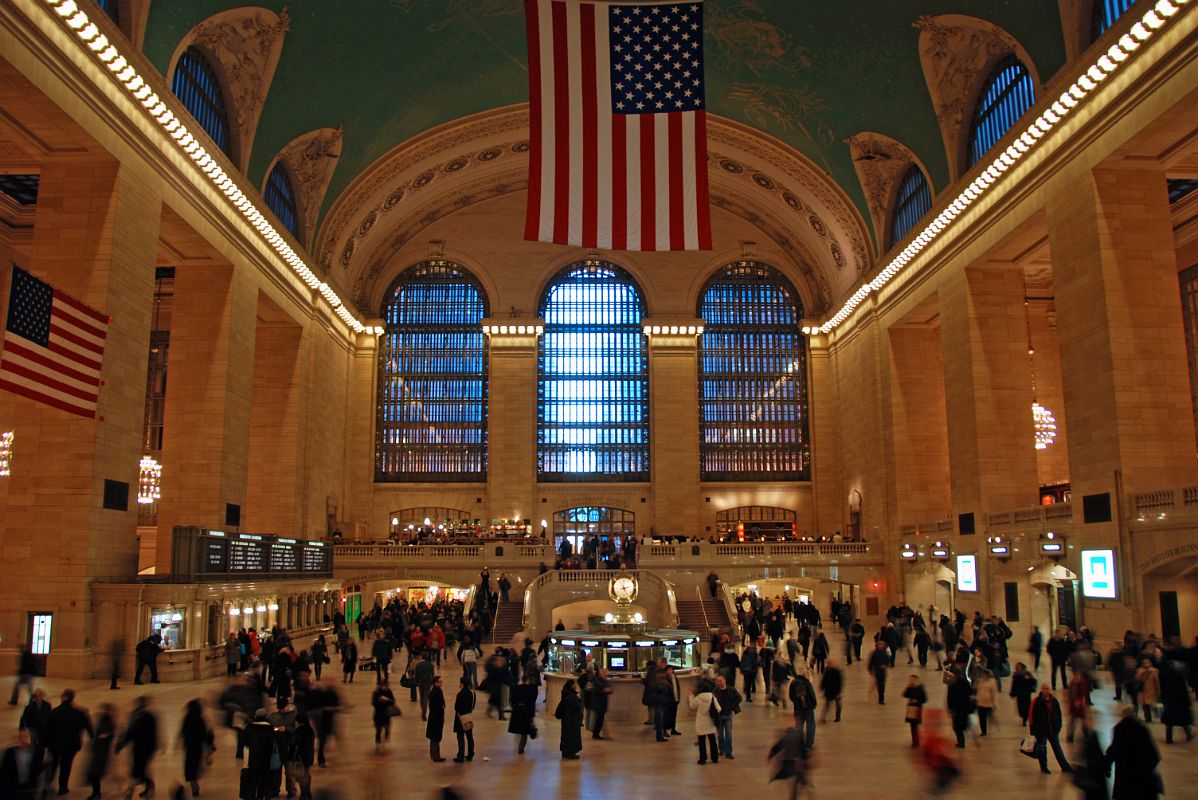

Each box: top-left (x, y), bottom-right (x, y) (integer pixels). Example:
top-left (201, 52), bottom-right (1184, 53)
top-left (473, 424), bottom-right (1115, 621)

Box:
top-left (452, 677), bottom-right (476, 763)
top-left (1028, 683), bottom-right (1072, 775)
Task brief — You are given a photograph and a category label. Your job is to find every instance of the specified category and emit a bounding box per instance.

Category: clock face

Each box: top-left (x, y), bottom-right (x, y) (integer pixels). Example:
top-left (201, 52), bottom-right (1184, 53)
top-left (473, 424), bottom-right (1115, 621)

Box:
top-left (612, 576), bottom-right (637, 600)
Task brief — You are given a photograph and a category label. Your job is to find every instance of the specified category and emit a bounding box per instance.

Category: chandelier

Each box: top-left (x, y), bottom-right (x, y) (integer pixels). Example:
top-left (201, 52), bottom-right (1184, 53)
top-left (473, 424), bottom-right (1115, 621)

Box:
top-left (137, 454), bottom-right (161, 504)
top-left (1023, 277), bottom-right (1056, 451)
top-left (1032, 401), bottom-right (1057, 450)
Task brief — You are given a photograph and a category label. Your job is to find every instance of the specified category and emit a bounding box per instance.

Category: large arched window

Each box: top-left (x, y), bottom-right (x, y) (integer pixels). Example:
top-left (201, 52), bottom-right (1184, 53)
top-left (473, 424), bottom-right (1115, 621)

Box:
top-left (376, 261), bottom-right (488, 482)
top-left (698, 262), bottom-right (809, 481)
top-left (967, 55), bottom-right (1035, 168)
top-left (264, 163), bottom-right (300, 238)
top-left (171, 47), bottom-right (232, 157)
top-left (890, 165), bottom-right (933, 248)
top-left (538, 262), bottom-right (648, 482)
top-left (1092, 0), bottom-right (1138, 38)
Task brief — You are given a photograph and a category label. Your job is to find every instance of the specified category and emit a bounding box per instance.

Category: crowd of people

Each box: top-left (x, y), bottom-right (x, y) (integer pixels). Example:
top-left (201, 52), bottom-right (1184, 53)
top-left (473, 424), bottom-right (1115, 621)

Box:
top-left (5, 586), bottom-right (1196, 799)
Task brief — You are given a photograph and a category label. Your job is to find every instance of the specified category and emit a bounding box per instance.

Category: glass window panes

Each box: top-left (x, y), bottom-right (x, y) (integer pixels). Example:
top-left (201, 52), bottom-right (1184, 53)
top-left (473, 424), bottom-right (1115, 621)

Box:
top-left (171, 47), bottom-right (232, 156)
top-left (968, 56), bottom-right (1035, 168)
top-left (538, 263), bottom-right (648, 481)
top-left (698, 262), bottom-right (809, 481)
top-left (1092, 0), bottom-right (1138, 38)
top-left (30, 614), bottom-right (52, 655)
top-left (264, 163), bottom-right (300, 238)
top-left (376, 261), bottom-right (488, 482)
top-left (890, 165), bottom-right (933, 247)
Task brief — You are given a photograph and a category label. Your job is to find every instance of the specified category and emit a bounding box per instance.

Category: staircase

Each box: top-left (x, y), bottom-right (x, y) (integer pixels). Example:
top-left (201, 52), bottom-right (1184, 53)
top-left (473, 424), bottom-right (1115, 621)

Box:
top-left (489, 602), bottom-right (526, 645)
top-left (676, 596), bottom-right (731, 633)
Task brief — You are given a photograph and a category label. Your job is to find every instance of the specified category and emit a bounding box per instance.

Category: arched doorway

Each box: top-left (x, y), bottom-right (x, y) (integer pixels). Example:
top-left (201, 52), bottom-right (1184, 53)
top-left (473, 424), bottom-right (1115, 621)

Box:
top-left (552, 506), bottom-right (635, 562)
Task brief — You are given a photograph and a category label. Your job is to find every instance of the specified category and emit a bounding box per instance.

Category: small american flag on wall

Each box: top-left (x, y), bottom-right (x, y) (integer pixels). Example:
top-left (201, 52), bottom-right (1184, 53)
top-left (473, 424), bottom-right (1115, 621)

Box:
top-left (525, 0), bottom-right (712, 251)
top-left (1, 267), bottom-right (109, 418)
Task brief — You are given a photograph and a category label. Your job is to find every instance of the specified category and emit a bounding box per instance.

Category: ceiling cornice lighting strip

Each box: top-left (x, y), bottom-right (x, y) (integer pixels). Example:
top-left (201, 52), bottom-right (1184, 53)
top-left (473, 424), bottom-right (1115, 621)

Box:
top-left (802, 0), bottom-right (1192, 337)
top-left (37, 0), bottom-right (384, 337)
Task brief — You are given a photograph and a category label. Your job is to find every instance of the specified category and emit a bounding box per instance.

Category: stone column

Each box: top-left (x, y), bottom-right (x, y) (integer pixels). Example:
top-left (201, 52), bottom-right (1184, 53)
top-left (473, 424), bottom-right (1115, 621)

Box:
top-left (646, 326), bottom-right (701, 537)
top-left (155, 263), bottom-right (258, 566)
top-left (245, 318), bottom-right (304, 534)
top-left (1047, 167), bottom-right (1197, 497)
top-left (0, 158), bottom-right (160, 678)
top-left (939, 266), bottom-right (1040, 519)
top-left (485, 324), bottom-right (539, 523)
top-left (887, 325), bottom-right (951, 524)
top-left (807, 336), bottom-right (841, 537)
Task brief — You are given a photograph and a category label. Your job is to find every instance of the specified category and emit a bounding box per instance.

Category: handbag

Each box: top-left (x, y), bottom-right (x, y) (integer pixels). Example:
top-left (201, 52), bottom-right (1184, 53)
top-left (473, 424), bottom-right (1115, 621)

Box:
top-left (905, 703), bottom-right (922, 723)
top-left (1019, 736), bottom-right (1038, 758)
top-left (459, 713), bottom-right (474, 731)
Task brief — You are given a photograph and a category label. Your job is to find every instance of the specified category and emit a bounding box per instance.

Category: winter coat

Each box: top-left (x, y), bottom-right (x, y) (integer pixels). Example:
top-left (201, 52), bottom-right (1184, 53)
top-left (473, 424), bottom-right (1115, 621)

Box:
top-left (1135, 666), bottom-right (1160, 707)
top-left (452, 687), bottom-right (476, 734)
top-left (1106, 716), bottom-right (1161, 800)
top-left (1028, 693), bottom-right (1063, 738)
top-left (425, 686), bottom-right (445, 742)
top-left (973, 675), bottom-right (998, 709)
top-left (46, 702), bottom-right (93, 755)
top-left (1159, 664), bottom-right (1194, 727)
top-left (555, 687), bottom-right (583, 755)
top-left (688, 691), bottom-right (721, 736)
top-left (508, 684), bottom-right (538, 736)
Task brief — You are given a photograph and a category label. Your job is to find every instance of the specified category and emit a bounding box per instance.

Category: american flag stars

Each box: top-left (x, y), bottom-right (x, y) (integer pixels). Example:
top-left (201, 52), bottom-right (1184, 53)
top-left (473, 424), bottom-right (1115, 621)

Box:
top-left (609, 3), bottom-right (704, 114)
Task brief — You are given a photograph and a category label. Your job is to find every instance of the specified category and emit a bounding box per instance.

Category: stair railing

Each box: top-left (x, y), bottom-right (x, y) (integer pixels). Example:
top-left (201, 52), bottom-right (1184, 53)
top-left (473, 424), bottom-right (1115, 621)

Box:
top-left (695, 585), bottom-right (711, 630)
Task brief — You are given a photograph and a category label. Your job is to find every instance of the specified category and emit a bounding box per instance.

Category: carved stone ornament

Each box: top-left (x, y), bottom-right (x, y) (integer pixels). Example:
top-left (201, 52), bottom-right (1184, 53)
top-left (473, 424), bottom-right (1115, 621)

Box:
top-left (914, 14), bottom-right (1037, 182)
top-left (182, 7), bottom-right (291, 173)
top-left (845, 132), bottom-right (927, 252)
top-left (268, 125), bottom-right (343, 248)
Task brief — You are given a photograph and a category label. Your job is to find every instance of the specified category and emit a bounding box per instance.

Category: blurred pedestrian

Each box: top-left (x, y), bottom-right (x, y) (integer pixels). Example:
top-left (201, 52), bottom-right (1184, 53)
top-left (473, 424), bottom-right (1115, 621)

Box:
top-left (903, 675), bottom-right (927, 747)
top-left (179, 699), bottom-right (214, 798)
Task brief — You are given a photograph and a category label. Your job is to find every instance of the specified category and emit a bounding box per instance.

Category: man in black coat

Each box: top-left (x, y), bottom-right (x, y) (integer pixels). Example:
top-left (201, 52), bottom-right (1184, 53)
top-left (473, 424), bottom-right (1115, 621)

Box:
top-left (1106, 705), bottom-right (1161, 799)
top-left (1046, 631), bottom-right (1074, 691)
top-left (1028, 683), bottom-right (1072, 774)
top-left (945, 673), bottom-right (974, 748)
top-left (17, 689), bottom-right (51, 770)
top-left (241, 708), bottom-right (277, 800)
top-left (116, 695), bottom-right (159, 798)
top-left (44, 688), bottom-right (93, 795)
top-left (588, 669), bottom-right (613, 740)
top-left (133, 634), bottom-right (162, 685)
top-left (819, 660), bottom-right (843, 723)
top-left (867, 642), bottom-right (890, 704)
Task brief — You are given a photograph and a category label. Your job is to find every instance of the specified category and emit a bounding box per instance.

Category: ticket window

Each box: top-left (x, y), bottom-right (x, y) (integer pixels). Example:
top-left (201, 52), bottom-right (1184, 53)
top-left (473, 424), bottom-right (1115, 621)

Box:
top-left (149, 608), bottom-right (185, 649)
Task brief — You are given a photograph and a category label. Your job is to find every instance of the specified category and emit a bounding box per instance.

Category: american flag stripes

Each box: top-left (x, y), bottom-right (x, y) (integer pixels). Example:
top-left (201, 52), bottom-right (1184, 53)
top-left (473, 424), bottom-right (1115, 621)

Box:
top-left (1, 267), bottom-right (109, 418)
top-left (525, 0), bottom-right (712, 251)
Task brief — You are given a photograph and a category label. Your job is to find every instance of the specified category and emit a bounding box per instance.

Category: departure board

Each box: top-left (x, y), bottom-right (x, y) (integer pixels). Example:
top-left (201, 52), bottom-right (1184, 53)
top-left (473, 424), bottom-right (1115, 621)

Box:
top-left (228, 539), bottom-right (267, 572)
top-left (173, 527), bottom-right (334, 580)
top-left (270, 543), bottom-right (299, 573)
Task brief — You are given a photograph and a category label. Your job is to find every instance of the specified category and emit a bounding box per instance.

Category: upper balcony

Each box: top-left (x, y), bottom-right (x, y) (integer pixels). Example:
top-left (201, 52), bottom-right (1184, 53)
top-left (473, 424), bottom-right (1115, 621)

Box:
top-left (1130, 485), bottom-right (1198, 530)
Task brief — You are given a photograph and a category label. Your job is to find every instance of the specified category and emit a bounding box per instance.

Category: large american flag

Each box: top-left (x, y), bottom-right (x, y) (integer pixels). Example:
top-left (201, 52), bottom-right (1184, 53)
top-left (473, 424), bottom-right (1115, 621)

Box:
top-left (525, 0), bottom-right (712, 251)
top-left (1, 267), bottom-right (108, 418)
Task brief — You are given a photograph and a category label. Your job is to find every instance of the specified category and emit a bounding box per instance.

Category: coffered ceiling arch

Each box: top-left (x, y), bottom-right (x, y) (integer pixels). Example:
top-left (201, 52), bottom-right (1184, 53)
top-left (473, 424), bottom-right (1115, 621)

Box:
top-left (320, 106), bottom-right (871, 318)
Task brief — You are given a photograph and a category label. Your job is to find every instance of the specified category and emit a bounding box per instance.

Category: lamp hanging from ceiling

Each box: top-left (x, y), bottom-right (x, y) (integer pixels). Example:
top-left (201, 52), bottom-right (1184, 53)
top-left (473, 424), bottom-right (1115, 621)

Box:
top-left (1023, 275), bottom-right (1057, 450)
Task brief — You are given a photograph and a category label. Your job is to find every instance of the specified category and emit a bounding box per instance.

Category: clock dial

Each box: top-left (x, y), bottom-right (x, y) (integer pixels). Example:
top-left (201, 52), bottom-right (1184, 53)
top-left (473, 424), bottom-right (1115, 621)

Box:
top-left (612, 577), bottom-right (636, 599)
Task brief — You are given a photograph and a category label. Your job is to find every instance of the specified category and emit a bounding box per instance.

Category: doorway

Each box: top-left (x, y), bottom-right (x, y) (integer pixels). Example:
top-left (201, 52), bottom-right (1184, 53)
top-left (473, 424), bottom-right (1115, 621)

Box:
top-left (1159, 591), bottom-right (1180, 640)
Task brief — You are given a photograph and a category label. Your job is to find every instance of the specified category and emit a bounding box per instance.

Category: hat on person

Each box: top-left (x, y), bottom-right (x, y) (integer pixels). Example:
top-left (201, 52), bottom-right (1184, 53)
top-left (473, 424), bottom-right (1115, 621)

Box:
top-left (254, 708), bottom-right (268, 719)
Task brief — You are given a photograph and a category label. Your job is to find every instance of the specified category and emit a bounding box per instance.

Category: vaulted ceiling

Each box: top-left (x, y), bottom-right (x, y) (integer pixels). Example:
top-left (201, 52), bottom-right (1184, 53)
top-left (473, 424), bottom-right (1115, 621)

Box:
top-left (142, 0), bottom-right (1068, 246)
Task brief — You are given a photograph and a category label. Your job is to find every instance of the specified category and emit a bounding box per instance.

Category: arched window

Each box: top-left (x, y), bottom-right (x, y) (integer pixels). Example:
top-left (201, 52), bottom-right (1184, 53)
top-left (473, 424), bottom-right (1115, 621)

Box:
top-left (264, 163), bottom-right (300, 238)
top-left (1092, 0), bottom-right (1138, 38)
top-left (171, 47), bottom-right (232, 156)
top-left (890, 165), bottom-right (933, 247)
top-left (967, 55), bottom-right (1035, 168)
top-left (538, 262), bottom-right (648, 482)
top-left (93, 0), bottom-right (119, 24)
top-left (698, 262), bottom-right (809, 481)
top-left (376, 261), bottom-right (488, 482)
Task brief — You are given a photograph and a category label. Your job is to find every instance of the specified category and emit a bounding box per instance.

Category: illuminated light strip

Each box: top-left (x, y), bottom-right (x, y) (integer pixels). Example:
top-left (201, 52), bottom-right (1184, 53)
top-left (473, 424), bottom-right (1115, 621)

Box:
top-left (812, 0), bottom-right (1192, 336)
top-left (37, 0), bottom-right (375, 337)
top-left (641, 325), bottom-right (704, 335)
top-left (482, 324), bottom-right (545, 335)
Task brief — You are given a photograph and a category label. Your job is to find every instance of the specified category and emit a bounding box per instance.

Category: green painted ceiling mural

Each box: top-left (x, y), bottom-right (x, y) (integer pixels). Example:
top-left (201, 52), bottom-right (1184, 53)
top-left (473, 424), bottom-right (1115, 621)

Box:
top-left (143, 0), bottom-right (1066, 239)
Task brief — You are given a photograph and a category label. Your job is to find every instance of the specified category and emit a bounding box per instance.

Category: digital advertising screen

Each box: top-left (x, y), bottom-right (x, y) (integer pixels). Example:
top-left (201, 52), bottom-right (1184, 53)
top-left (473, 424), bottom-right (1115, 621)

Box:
top-left (1081, 549), bottom-right (1117, 599)
top-left (956, 554), bottom-right (978, 592)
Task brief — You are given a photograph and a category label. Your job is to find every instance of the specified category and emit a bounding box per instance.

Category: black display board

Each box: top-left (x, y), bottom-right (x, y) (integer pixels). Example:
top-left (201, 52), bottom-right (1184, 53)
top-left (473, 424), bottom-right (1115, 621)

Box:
top-left (171, 527), bottom-right (334, 580)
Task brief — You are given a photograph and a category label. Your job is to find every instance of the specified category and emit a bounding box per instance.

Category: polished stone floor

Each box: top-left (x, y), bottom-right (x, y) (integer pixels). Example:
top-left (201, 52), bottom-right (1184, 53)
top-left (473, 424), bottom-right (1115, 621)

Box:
top-left (4, 645), bottom-right (1196, 799)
